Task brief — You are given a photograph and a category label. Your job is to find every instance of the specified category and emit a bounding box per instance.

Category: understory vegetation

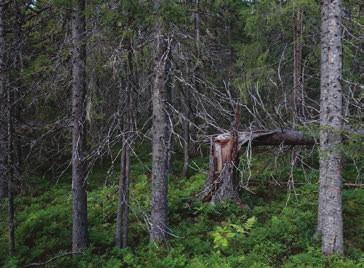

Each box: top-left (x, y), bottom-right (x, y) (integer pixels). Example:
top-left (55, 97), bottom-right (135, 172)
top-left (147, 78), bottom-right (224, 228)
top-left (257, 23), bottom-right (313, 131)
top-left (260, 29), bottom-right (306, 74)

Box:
top-left (1, 150), bottom-right (363, 267)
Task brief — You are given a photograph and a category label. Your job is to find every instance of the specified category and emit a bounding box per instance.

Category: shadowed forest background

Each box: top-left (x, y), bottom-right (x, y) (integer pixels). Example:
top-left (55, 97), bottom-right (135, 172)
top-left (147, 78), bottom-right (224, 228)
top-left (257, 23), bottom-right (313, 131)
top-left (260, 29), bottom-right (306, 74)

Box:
top-left (0, 0), bottom-right (363, 267)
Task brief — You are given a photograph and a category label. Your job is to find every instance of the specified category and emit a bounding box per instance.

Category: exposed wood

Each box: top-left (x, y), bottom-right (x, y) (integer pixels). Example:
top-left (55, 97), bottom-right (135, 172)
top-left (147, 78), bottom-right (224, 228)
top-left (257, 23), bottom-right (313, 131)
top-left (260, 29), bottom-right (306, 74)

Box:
top-left (200, 108), bottom-right (241, 203)
top-left (200, 129), bottom-right (314, 203)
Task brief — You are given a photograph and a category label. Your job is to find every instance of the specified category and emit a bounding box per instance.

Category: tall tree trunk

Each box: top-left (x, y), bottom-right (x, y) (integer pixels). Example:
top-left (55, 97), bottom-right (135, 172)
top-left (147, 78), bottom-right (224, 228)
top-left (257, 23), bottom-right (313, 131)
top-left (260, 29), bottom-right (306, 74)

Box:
top-left (0, 0), bottom-right (7, 199)
top-left (317, 0), bottom-right (344, 255)
top-left (71, 0), bottom-right (88, 252)
top-left (182, 0), bottom-right (200, 178)
top-left (1, 1), bottom-right (15, 254)
top-left (150, 0), bottom-right (171, 243)
top-left (115, 48), bottom-right (134, 248)
top-left (7, 80), bottom-right (15, 256)
top-left (13, 1), bottom-right (23, 183)
top-left (182, 98), bottom-right (190, 178)
top-left (115, 131), bottom-right (130, 248)
top-left (194, 0), bottom-right (200, 54)
top-left (293, 8), bottom-right (304, 121)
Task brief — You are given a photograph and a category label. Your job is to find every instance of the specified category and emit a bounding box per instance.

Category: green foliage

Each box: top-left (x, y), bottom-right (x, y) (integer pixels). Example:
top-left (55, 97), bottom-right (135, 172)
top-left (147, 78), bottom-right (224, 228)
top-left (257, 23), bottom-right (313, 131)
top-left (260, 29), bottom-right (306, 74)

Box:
top-left (211, 216), bottom-right (256, 252)
top-left (1, 158), bottom-right (364, 267)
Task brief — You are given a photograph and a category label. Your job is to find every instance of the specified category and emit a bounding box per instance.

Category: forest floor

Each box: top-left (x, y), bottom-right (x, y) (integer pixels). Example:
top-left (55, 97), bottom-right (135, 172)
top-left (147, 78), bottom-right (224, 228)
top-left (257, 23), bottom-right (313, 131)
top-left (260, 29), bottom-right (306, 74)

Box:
top-left (1, 151), bottom-right (364, 267)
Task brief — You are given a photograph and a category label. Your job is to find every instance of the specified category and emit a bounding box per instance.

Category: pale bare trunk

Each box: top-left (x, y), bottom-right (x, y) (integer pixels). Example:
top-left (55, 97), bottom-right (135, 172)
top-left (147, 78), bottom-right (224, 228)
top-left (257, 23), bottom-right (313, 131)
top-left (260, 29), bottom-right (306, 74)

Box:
top-left (318, 0), bottom-right (344, 255)
top-left (150, 0), bottom-right (171, 243)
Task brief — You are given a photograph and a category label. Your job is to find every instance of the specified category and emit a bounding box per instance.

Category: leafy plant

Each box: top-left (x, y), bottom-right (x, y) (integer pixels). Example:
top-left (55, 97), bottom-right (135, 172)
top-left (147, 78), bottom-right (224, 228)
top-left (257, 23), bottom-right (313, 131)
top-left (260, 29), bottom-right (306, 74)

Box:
top-left (211, 216), bottom-right (256, 252)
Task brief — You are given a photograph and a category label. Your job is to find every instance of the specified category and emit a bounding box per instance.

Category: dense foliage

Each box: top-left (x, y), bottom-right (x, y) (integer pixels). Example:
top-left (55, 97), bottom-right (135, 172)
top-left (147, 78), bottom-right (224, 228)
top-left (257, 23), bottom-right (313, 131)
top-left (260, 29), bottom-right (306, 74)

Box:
top-left (1, 151), bottom-right (364, 267)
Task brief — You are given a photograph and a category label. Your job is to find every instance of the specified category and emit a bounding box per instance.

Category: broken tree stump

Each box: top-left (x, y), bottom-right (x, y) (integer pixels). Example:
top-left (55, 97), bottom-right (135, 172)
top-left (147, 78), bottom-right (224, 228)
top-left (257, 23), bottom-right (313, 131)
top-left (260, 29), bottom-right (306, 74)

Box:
top-left (200, 129), bottom-right (315, 203)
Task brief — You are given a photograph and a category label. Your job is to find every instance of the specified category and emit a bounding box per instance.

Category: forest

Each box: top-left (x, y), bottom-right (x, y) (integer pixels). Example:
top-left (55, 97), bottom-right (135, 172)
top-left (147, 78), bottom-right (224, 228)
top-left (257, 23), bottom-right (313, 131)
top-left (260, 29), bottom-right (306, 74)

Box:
top-left (0, 0), bottom-right (363, 267)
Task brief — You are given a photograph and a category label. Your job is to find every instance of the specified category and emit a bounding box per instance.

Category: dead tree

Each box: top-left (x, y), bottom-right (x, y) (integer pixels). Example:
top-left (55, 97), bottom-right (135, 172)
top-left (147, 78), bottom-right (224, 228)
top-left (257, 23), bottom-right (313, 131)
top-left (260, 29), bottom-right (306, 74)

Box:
top-left (200, 129), bottom-right (314, 203)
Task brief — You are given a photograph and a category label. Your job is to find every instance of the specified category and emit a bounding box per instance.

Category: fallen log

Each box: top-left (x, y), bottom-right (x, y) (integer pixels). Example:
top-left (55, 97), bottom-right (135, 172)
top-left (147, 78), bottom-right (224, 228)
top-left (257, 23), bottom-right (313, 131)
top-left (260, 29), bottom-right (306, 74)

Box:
top-left (246, 129), bottom-right (315, 146)
top-left (200, 129), bottom-right (315, 203)
top-left (200, 128), bottom-right (364, 203)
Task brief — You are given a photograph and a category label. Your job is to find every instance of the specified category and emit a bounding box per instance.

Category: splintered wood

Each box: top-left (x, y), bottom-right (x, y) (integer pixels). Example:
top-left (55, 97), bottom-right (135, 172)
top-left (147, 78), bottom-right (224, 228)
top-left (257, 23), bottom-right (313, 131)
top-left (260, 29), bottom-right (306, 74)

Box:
top-left (200, 129), bottom-right (315, 203)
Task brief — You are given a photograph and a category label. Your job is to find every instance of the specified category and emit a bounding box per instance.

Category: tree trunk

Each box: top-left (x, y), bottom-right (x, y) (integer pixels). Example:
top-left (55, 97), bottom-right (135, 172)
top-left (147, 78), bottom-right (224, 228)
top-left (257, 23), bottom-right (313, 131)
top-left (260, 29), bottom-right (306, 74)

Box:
top-left (317, 0), bottom-right (344, 255)
top-left (0, 0), bottom-right (7, 199)
top-left (1, 2), bottom-right (15, 254)
top-left (293, 8), bottom-right (304, 121)
top-left (150, 0), bottom-right (171, 243)
top-left (182, 109), bottom-right (190, 178)
top-left (182, 0), bottom-right (200, 178)
top-left (115, 47), bottom-right (134, 248)
top-left (200, 129), bottom-right (315, 202)
top-left (71, 0), bottom-right (88, 252)
top-left (7, 80), bottom-right (15, 256)
top-left (181, 81), bottom-right (190, 178)
top-left (115, 133), bottom-right (130, 248)
top-left (194, 0), bottom-right (200, 55)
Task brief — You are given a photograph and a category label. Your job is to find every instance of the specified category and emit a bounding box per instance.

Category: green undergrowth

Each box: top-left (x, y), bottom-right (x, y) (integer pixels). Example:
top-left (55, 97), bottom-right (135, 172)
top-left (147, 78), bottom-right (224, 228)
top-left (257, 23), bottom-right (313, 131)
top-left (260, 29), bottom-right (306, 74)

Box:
top-left (0, 153), bottom-right (364, 267)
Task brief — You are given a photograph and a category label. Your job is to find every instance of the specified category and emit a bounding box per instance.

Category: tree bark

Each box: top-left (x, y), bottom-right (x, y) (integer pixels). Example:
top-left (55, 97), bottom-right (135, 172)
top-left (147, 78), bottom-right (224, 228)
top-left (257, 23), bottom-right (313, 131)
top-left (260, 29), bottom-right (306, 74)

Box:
top-left (317, 0), bottom-right (344, 255)
top-left (150, 0), bottom-right (171, 243)
top-left (1, 1), bottom-right (15, 254)
top-left (182, 0), bottom-right (200, 178)
top-left (182, 88), bottom-right (190, 178)
top-left (7, 76), bottom-right (15, 256)
top-left (71, 0), bottom-right (88, 252)
top-left (115, 132), bottom-right (130, 248)
top-left (0, 0), bottom-right (7, 199)
top-left (115, 47), bottom-right (134, 248)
